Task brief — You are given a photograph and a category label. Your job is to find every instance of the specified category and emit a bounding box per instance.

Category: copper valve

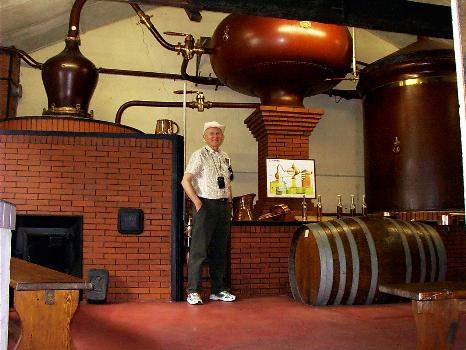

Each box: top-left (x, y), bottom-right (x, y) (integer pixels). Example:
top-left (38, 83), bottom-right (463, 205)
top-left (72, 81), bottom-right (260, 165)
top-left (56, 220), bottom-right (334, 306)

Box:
top-left (176, 34), bottom-right (205, 61)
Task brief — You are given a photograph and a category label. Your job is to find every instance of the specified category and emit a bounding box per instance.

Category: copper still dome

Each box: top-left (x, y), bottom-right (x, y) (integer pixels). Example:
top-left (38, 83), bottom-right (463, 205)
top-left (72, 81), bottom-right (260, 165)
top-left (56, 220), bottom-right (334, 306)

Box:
top-left (210, 14), bottom-right (352, 107)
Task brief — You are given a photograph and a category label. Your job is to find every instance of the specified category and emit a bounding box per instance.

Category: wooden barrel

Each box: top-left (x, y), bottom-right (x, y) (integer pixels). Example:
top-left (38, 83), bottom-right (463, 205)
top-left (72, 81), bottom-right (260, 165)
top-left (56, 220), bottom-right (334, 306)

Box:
top-left (288, 216), bottom-right (447, 305)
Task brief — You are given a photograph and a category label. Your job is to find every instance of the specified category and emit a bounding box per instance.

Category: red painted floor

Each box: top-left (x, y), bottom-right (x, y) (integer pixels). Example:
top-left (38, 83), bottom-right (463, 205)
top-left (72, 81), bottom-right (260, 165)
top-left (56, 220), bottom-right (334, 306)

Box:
top-left (9, 295), bottom-right (466, 349)
top-left (70, 295), bottom-right (466, 350)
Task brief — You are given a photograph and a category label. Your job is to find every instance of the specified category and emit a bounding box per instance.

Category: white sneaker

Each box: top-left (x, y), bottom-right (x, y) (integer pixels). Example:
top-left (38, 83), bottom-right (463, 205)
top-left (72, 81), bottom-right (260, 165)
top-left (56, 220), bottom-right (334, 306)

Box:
top-left (209, 290), bottom-right (236, 302)
top-left (187, 292), bottom-right (203, 305)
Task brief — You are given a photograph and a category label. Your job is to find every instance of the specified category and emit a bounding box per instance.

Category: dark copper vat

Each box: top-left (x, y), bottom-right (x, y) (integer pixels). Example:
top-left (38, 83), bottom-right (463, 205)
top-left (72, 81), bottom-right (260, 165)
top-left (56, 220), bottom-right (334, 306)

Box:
top-left (41, 39), bottom-right (98, 118)
top-left (210, 15), bottom-right (352, 107)
top-left (357, 39), bottom-right (464, 213)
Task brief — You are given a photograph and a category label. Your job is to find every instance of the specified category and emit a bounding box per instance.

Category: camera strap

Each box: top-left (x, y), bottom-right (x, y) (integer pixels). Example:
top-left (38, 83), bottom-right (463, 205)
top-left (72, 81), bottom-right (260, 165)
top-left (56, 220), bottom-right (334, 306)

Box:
top-left (205, 147), bottom-right (223, 177)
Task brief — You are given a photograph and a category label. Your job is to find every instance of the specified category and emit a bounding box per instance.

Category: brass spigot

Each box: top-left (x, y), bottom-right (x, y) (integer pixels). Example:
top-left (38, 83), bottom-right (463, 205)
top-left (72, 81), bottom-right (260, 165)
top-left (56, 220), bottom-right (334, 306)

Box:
top-left (173, 90), bottom-right (213, 112)
top-left (196, 91), bottom-right (205, 111)
top-left (192, 91), bottom-right (212, 112)
top-left (175, 34), bottom-right (205, 60)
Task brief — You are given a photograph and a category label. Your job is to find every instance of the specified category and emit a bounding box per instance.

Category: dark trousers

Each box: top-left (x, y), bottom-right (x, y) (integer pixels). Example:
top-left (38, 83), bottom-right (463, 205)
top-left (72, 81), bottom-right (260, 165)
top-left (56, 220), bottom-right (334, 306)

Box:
top-left (187, 198), bottom-right (231, 294)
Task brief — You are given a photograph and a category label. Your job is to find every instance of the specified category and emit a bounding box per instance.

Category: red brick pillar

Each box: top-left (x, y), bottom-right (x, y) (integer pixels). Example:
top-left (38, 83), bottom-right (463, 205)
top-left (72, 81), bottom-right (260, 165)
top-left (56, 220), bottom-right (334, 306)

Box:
top-left (245, 105), bottom-right (324, 216)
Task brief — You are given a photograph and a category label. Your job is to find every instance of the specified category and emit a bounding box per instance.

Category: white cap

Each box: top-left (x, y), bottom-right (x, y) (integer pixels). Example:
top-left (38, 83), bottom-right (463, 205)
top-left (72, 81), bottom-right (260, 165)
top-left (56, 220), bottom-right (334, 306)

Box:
top-left (203, 121), bottom-right (225, 134)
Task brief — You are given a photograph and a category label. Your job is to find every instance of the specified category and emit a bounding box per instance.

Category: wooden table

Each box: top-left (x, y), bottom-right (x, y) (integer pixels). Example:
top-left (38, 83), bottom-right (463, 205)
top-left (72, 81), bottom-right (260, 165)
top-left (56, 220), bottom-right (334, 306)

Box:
top-left (379, 281), bottom-right (466, 350)
top-left (9, 258), bottom-right (92, 350)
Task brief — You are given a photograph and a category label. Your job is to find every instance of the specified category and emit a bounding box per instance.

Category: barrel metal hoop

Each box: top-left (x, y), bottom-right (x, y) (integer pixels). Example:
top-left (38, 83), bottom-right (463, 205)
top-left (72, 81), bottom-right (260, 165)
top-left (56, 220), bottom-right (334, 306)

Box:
top-left (333, 218), bottom-right (359, 305)
top-left (405, 221), bottom-right (427, 282)
top-left (351, 217), bottom-right (378, 304)
top-left (288, 227), bottom-right (307, 304)
top-left (386, 218), bottom-right (413, 283)
top-left (312, 224), bottom-right (334, 305)
top-left (419, 223), bottom-right (447, 280)
top-left (411, 222), bottom-right (440, 282)
top-left (322, 221), bottom-right (346, 305)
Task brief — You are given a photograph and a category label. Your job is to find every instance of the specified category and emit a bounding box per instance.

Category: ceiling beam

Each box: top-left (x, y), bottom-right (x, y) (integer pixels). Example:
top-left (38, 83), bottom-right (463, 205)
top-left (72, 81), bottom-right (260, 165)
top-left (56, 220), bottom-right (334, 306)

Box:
top-left (125, 0), bottom-right (453, 39)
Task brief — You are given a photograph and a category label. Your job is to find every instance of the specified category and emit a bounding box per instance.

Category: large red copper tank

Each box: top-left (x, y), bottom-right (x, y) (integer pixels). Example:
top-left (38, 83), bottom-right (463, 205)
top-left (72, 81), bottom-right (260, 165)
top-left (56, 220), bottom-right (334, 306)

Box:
top-left (210, 14), bottom-right (352, 107)
top-left (357, 39), bottom-right (464, 213)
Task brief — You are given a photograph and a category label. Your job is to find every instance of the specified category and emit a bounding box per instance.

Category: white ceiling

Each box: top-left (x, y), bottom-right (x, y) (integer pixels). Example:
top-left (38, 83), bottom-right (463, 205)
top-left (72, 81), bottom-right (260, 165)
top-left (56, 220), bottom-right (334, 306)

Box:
top-left (0, 0), bottom-right (141, 53)
top-left (0, 0), bottom-right (452, 54)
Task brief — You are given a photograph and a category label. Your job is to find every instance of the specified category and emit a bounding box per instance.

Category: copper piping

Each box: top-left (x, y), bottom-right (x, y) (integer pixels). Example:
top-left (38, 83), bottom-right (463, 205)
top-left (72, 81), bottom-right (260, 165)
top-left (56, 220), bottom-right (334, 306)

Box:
top-left (0, 47), bottom-right (42, 69)
top-left (0, 46), bottom-right (220, 83)
top-left (130, 4), bottom-right (208, 61)
top-left (98, 67), bottom-right (185, 81)
top-left (116, 101), bottom-right (187, 125)
top-left (115, 100), bottom-right (260, 125)
top-left (67, 0), bottom-right (87, 41)
top-left (181, 58), bottom-right (221, 86)
top-left (208, 102), bottom-right (259, 109)
top-left (130, 3), bottom-right (178, 52)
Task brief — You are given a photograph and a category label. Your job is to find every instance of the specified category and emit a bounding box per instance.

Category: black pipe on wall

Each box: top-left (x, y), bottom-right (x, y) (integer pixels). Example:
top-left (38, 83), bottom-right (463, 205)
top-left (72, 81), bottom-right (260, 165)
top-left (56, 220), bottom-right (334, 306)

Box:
top-left (115, 100), bottom-right (260, 125)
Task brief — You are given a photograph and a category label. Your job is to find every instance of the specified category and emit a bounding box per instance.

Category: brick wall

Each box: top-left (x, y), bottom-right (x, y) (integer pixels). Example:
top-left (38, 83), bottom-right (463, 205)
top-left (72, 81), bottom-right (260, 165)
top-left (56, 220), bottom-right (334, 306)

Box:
top-left (0, 129), bottom-right (182, 302)
top-left (230, 224), bottom-right (297, 297)
top-left (441, 226), bottom-right (466, 281)
top-left (0, 116), bottom-right (141, 133)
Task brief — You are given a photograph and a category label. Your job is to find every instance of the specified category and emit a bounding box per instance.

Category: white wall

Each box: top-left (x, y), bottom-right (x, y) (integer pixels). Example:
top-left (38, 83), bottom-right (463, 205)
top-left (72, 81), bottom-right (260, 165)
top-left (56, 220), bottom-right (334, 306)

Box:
top-left (17, 6), bottom-right (402, 213)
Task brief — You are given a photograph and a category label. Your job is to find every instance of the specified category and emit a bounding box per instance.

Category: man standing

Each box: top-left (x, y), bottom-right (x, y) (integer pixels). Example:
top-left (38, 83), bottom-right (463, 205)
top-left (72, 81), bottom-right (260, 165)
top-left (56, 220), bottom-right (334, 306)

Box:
top-left (181, 121), bottom-right (236, 305)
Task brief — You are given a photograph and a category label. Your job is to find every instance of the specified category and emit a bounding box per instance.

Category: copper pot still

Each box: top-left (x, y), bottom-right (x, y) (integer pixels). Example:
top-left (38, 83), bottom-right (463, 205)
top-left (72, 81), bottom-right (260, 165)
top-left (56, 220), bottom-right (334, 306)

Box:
top-left (41, 38), bottom-right (98, 118)
top-left (357, 39), bottom-right (464, 213)
top-left (210, 15), bottom-right (352, 107)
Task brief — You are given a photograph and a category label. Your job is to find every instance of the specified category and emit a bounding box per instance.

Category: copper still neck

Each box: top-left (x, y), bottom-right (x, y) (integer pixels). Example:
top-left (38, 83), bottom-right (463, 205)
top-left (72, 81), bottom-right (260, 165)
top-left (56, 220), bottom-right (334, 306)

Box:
top-left (67, 0), bottom-right (86, 42)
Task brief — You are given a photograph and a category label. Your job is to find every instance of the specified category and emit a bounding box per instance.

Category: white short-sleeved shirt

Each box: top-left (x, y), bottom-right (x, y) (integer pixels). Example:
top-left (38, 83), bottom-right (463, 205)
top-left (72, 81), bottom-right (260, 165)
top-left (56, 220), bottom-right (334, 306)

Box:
top-left (185, 145), bottom-right (231, 199)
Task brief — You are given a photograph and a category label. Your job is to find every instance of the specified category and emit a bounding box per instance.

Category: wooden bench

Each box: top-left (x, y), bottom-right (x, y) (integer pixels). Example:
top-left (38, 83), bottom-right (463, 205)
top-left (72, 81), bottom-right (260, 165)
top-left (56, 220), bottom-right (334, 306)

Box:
top-left (379, 281), bottom-right (466, 350)
top-left (9, 257), bottom-right (92, 350)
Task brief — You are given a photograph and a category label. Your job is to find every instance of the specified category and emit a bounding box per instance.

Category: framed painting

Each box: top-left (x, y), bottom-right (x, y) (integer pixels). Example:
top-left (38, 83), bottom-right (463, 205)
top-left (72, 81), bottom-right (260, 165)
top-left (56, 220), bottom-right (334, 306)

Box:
top-left (266, 159), bottom-right (316, 198)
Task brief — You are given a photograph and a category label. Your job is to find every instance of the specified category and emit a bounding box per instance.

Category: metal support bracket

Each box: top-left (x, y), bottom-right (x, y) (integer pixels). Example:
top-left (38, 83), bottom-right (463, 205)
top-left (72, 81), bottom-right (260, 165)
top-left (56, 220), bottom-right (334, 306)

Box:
top-left (44, 290), bottom-right (55, 305)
